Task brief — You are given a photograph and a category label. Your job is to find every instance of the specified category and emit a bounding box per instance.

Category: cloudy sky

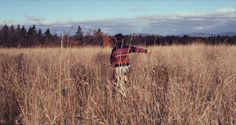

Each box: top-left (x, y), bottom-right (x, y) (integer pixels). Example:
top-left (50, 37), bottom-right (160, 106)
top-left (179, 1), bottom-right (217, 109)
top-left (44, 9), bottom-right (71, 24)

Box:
top-left (0, 0), bottom-right (236, 35)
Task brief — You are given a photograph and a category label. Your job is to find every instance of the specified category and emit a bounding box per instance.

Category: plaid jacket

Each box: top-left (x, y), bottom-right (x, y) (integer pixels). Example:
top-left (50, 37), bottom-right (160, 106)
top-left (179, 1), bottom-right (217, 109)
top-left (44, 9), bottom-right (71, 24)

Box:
top-left (110, 45), bottom-right (147, 67)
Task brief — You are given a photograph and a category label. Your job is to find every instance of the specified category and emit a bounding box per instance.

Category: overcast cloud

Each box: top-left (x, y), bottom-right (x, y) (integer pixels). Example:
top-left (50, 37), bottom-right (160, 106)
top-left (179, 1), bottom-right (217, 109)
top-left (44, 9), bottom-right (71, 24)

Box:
top-left (1, 8), bottom-right (236, 35)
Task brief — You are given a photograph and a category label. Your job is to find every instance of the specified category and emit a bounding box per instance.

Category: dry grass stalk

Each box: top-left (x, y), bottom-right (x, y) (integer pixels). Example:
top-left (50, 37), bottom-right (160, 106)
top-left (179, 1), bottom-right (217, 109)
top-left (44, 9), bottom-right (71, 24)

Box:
top-left (0, 44), bottom-right (235, 125)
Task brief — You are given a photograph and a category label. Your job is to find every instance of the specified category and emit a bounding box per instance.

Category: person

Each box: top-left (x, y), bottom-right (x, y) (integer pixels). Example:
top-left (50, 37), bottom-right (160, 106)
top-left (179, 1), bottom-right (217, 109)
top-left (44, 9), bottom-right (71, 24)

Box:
top-left (110, 33), bottom-right (147, 95)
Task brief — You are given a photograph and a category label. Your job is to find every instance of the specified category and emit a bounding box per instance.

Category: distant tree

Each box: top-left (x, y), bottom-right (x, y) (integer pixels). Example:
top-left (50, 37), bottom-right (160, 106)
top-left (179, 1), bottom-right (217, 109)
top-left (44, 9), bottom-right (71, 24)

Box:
top-left (27, 25), bottom-right (38, 47)
top-left (38, 29), bottom-right (43, 38)
top-left (94, 28), bottom-right (103, 46)
top-left (74, 25), bottom-right (84, 44)
top-left (9, 25), bottom-right (17, 47)
top-left (19, 26), bottom-right (27, 47)
top-left (13, 25), bottom-right (25, 47)
top-left (44, 28), bottom-right (52, 46)
top-left (52, 33), bottom-right (60, 46)
top-left (44, 28), bottom-right (52, 37)
top-left (16, 24), bottom-right (21, 33)
top-left (0, 25), bottom-right (236, 47)
top-left (37, 28), bottom-right (44, 45)
top-left (1, 25), bottom-right (10, 47)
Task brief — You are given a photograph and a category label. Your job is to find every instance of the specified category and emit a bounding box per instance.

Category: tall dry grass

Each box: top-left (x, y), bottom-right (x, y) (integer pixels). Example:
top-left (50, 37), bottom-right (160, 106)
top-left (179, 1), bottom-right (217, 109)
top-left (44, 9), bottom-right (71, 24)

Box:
top-left (0, 44), bottom-right (236, 125)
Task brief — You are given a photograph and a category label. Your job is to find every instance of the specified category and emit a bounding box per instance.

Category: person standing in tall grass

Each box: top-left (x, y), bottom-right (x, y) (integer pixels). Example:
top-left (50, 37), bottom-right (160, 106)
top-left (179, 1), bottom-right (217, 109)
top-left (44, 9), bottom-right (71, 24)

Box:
top-left (110, 33), bottom-right (148, 95)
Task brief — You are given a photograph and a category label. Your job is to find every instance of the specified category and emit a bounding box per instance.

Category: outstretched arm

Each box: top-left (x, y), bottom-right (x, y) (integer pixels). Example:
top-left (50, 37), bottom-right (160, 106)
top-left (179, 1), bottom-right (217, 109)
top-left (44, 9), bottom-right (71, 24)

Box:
top-left (129, 46), bottom-right (147, 53)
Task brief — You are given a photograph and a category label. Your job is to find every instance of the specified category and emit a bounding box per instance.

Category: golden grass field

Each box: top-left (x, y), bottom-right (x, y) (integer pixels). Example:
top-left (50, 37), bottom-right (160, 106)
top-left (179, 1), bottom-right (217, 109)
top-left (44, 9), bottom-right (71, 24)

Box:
top-left (0, 44), bottom-right (236, 125)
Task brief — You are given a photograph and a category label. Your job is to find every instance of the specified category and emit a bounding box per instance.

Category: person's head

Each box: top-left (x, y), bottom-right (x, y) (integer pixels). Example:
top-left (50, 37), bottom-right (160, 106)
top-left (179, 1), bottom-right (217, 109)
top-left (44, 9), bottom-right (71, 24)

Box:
top-left (114, 33), bottom-right (124, 46)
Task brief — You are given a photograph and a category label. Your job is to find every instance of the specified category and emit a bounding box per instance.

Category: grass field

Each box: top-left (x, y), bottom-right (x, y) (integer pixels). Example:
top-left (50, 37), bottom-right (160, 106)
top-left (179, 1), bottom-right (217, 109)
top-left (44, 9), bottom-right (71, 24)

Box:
top-left (0, 44), bottom-right (236, 125)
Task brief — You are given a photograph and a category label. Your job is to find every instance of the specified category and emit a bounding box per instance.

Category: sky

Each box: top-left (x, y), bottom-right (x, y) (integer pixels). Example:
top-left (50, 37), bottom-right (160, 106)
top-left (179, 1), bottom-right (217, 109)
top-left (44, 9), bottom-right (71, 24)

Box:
top-left (0, 0), bottom-right (236, 35)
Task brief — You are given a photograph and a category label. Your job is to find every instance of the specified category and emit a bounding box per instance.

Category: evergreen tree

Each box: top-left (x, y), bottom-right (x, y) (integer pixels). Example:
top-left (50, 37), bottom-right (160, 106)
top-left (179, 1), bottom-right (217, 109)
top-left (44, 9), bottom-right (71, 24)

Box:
top-left (15, 25), bottom-right (21, 47)
top-left (27, 25), bottom-right (37, 47)
top-left (95, 28), bottom-right (103, 46)
top-left (1, 25), bottom-right (10, 47)
top-left (37, 28), bottom-right (43, 45)
top-left (75, 25), bottom-right (84, 44)
top-left (9, 25), bottom-right (17, 47)
top-left (44, 28), bottom-right (52, 37)
top-left (19, 26), bottom-right (27, 47)
top-left (44, 28), bottom-right (52, 45)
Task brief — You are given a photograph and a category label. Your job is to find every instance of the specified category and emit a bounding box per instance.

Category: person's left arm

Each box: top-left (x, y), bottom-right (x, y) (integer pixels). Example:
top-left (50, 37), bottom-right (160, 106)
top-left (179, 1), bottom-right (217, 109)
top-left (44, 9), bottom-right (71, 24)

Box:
top-left (129, 46), bottom-right (147, 53)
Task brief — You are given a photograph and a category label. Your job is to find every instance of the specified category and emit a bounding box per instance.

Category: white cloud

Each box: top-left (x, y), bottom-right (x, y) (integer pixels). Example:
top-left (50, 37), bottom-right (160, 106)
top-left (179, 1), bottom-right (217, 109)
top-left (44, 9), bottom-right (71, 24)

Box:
top-left (2, 7), bottom-right (236, 35)
top-left (0, 20), bottom-right (17, 25)
top-left (174, 12), bottom-right (206, 17)
top-left (217, 8), bottom-right (236, 13)
top-left (22, 15), bottom-right (47, 25)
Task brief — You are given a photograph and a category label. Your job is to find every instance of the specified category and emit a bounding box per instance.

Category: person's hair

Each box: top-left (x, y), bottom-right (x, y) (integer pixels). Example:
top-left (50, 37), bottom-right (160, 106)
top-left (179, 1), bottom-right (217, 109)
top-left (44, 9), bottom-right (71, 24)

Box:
top-left (115, 33), bottom-right (124, 41)
top-left (114, 33), bottom-right (124, 47)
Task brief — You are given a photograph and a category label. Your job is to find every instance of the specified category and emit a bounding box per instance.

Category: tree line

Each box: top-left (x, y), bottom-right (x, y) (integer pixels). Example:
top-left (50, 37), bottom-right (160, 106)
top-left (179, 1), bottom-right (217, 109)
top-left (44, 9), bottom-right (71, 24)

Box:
top-left (0, 24), bottom-right (235, 48)
top-left (0, 25), bottom-right (60, 47)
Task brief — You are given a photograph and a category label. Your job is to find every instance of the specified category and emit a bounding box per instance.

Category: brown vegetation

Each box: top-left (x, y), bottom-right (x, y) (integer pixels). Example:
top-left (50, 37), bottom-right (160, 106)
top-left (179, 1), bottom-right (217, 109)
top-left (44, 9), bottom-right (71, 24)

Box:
top-left (0, 44), bottom-right (236, 125)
